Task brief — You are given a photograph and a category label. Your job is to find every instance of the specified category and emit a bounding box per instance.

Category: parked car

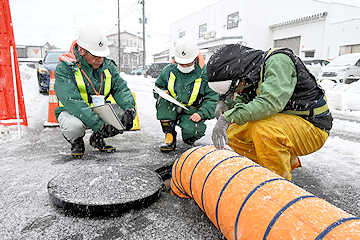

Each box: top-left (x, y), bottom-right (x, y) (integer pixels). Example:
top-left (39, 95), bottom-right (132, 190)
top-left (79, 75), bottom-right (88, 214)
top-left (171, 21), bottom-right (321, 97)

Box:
top-left (317, 53), bottom-right (360, 84)
top-left (302, 58), bottom-right (330, 77)
top-left (37, 50), bottom-right (67, 93)
top-left (147, 62), bottom-right (170, 78)
top-left (130, 67), bottom-right (144, 75)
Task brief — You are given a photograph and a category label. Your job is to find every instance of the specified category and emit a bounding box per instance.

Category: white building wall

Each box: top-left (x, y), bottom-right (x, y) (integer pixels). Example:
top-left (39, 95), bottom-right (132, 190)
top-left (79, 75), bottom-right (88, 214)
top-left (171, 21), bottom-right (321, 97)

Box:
top-left (170, 0), bottom-right (243, 61)
top-left (272, 20), bottom-right (326, 58)
top-left (325, 18), bottom-right (360, 57)
top-left (322, 3), bottom-right (360, 57)
top-left (169, 0), bottom-right (360, 62)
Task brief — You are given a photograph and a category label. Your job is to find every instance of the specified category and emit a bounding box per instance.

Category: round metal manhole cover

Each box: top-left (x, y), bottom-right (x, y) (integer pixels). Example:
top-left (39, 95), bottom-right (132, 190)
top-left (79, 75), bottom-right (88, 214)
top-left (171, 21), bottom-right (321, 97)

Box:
top-left (47, 165), bottom-right (162, 215)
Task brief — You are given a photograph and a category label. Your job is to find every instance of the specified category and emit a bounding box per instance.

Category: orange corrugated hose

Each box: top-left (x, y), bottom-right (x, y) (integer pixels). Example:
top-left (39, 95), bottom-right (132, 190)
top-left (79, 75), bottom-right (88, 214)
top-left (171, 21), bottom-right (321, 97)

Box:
top-left (170, 145), bottom-right (360, 240)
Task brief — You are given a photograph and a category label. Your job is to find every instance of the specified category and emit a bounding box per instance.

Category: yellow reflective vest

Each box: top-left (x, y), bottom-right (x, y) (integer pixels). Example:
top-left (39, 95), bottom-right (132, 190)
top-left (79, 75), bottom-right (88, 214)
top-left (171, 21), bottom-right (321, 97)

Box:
top-left (167, 72), bottom-right (202, 107)
top-left (59, 68), bottom-right (115, 107)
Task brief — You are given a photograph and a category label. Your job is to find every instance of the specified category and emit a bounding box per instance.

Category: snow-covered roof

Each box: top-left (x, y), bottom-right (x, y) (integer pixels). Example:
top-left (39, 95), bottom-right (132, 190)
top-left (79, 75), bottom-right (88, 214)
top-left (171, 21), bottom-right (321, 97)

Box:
top-left (124, 46), bottom-right (143, 53)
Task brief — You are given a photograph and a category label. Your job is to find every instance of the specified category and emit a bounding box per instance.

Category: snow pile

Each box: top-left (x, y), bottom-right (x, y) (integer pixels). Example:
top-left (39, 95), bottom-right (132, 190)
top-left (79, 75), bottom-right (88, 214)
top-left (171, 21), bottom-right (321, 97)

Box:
top-left (321, 79), bottom-right (360, 112)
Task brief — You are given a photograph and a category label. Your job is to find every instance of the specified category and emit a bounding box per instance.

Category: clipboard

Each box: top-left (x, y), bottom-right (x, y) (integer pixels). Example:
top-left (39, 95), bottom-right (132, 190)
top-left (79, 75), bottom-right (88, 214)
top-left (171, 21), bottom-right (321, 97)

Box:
top-left (92, 103), bottom-right (124, 131)
top-left (153, 86), bottom-right (188, 110)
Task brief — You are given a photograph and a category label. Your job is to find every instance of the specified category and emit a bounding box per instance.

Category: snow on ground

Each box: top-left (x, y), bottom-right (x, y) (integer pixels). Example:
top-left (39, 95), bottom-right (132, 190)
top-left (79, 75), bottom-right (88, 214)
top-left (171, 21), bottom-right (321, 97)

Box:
top-left (0, 65), bottom-right (360, 239)
top-left (2, 65), bottom-right (360, 171)
top-left (5, 65), bottom-right (360, 159)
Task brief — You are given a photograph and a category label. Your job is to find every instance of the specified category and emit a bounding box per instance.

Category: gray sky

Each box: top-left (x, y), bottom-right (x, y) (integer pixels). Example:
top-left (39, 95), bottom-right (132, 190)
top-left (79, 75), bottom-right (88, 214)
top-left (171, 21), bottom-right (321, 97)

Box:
top-left (8, 0), bottom-right (219, 59)
top-left (8, 0), bottom-right (360, 63)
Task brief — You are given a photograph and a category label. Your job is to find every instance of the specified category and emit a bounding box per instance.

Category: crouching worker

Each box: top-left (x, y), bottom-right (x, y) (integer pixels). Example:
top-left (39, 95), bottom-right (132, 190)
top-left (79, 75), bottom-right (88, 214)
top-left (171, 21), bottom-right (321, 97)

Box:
top-left (207, 44), bottom-right (333, 180)
top-left (154, 36), bottom-right (218, 152)
top-left (54, 25), bottom-right (136, 157)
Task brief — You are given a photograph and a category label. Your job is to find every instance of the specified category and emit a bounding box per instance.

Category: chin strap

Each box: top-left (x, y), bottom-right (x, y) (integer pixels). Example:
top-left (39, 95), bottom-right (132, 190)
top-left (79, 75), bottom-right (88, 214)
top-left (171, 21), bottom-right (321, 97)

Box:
top-left (219, 80), bottom-right (253, 102)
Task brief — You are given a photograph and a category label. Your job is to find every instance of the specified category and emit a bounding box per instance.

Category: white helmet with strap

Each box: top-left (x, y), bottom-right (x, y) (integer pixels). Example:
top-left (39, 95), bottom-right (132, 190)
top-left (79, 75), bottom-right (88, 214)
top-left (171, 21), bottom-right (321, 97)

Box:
top-left (174, 36), bottom-right (199, 64)
top-left (77, 25), bottom-right (110, 57)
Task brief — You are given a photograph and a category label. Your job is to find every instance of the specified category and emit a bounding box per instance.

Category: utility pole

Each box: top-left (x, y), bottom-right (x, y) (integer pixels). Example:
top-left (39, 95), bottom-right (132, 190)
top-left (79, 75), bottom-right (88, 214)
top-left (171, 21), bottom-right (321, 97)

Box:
top-left (141, 0), bottom-right (146, 77)
top-left (117, 0), bottom-right (121, 72)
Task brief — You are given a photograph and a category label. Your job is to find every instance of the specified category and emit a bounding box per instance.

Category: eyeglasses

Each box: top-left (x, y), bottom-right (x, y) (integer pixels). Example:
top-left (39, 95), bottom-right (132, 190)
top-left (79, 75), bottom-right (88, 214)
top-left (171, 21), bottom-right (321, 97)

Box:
top-left (179, 60), bottom-right (195, 67)
top-left (84, 50), bottom-right (102, 58)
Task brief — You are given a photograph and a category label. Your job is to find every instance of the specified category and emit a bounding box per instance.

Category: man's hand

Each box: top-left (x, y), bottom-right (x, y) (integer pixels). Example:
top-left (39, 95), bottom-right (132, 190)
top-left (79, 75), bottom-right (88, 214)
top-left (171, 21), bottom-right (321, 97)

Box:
top-left (121, 108), bottom-right (136, 131)
top-left (212, 115), bottom-right (229, 149)
top-left (158, 90), bottom-right (169, 99)
top-left (214, 101), bottom-right (228, 119)
top-left (189, 113), bottom-right (201, 122)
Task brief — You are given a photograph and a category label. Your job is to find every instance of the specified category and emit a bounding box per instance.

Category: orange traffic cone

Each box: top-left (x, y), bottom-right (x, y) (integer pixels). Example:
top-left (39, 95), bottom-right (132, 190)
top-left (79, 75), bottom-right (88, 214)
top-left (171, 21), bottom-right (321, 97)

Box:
top-left (44, 70), bottom-right (59, 127)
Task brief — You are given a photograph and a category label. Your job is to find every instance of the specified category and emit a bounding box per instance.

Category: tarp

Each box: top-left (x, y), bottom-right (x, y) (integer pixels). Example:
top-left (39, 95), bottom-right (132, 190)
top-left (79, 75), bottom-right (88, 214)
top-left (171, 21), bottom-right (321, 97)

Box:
top-left (0, 0), bottom-right (28, 126)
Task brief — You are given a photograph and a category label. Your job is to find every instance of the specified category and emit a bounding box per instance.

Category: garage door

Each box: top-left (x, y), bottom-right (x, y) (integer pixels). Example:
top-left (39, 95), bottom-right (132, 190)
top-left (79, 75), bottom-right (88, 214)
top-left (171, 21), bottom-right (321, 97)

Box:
top-left (274, 36), bottom-right (301, 55)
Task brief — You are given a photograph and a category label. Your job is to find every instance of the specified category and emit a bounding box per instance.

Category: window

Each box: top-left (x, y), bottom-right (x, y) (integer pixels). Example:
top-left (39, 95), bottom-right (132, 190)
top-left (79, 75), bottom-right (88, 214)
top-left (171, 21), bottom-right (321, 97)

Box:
top-left (227, 12), bottom-right (239, 30)
top-left (199, 23), bottom-right (207, 38)
top-left (179, 31), bottom-right (185, 38)
top-left (340, 44), bottom-right (360, 55)
top-left (305, 51), bottom-right (315, 58)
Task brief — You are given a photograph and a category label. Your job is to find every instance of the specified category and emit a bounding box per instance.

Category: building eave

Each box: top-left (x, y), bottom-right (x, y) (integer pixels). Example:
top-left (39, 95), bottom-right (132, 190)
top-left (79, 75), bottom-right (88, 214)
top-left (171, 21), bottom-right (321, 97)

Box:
top-left (269, 12), bottom-right (328, 29)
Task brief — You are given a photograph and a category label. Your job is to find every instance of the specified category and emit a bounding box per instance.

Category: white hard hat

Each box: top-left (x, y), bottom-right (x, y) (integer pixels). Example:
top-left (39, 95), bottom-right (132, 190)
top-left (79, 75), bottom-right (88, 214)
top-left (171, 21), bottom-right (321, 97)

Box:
top-left (77, 25), bottom-right (110, 57)
top-left (208, 80), bottom-right (233, 95)
top-left (174, 36), bottom-right (199, 64)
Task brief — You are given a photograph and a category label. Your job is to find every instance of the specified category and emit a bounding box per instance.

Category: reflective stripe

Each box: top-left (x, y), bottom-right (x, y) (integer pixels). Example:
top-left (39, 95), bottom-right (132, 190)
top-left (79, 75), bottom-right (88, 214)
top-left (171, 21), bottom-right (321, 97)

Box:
top-left (283, 95), bottom-right (329, 117)
top-left (74, 69), bottom-right (89, 104)
top-left (168, 72), bottom-right (177, 99)
top-left (59, 68), bottom-right (114, 108)
top-left (103, 70), bottom-right (116, 103)
top-left (167, 71), bottom-right (202, 107)
top-left (188, 79), bottom-right (202, 106)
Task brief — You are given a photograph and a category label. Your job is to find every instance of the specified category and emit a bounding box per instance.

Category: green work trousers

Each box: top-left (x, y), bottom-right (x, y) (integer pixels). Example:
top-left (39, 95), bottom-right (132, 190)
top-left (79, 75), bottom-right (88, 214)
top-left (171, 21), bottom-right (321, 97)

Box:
top-left (156, 98), bottom-right (206, 141)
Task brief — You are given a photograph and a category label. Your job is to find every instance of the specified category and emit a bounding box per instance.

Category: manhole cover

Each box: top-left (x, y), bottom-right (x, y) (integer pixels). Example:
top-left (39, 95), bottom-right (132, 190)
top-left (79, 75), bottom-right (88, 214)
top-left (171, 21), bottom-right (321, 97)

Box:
top-left (48, 165), bottom-right (162, 215)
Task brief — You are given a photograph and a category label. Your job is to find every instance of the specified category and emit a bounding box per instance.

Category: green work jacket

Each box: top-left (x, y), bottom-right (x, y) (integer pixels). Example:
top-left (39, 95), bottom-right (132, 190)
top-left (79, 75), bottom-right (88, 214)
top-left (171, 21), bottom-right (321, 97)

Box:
top-left (54, 47), bottom-right (135, 133)
top-left (154, 60), bottom-right (218, 120)
top-left (224, 52), bottom-right (332, 131)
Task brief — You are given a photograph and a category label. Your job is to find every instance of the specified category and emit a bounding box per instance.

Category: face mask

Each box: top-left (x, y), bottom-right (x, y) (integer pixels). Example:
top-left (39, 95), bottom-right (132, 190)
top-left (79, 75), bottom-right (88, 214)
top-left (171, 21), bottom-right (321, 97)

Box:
top-left (208, 80), bottom-right (232, 95)
top-left (177, 64), bottom-right (195, 73)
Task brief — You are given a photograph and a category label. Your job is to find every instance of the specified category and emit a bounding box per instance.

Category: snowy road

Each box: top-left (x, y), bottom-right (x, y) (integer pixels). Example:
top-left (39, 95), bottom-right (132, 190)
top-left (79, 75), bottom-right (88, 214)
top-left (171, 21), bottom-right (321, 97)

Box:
top-left (0, 67), bottom-right (360, 239)
top-left (330, 118), bottom-right (360, 142)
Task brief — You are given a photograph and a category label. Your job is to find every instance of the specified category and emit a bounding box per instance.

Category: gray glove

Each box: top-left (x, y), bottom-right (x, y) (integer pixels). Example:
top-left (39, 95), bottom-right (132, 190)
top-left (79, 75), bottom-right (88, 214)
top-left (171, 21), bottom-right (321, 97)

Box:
top-left (214, 101), bottom-right (229, 120)
top-left (212, 115), bottom-right (230, 149)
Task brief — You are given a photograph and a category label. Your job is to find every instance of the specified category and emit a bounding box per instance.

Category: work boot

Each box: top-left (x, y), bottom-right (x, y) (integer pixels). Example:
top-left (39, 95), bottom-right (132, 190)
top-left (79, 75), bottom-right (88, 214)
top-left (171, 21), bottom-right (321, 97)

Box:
top-left (183, 136), bottom-right (197, 146)
top-left (89, 133), bottom-right (116, 153)
top-left (160, 132), bottom-right (177, 152)
top-left (160, 120), bottom-right (177, 153)
top-left (71, 137), bottom-right (85, 158)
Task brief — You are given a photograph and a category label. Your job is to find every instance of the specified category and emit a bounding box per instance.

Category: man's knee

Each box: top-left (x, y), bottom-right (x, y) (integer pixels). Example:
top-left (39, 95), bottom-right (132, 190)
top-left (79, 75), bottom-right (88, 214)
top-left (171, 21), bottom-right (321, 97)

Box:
top-left (58, 112), bottom-right (86, 142)
top-left (180, 120), bottom-right (206, 139)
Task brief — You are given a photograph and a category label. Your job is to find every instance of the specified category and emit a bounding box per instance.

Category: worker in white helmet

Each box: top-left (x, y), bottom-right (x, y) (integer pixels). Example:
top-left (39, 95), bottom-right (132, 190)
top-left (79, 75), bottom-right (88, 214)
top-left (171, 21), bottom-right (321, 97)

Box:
top-left (153, 36), bottom-right (218, 152)
top-left (54, 24), bottom-right (136, 157)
